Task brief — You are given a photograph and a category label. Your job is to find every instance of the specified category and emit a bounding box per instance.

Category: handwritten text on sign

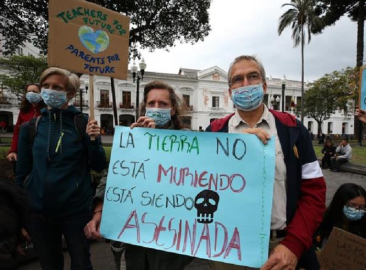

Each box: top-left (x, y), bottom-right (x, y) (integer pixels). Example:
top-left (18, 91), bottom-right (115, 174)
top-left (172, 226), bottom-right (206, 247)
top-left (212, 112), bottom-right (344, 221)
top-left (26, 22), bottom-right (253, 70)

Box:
top-left (100, 127), bottom-right (275, 268)
top-left (48, 0), bottom-right (129, 79)
top-left (319, 227), bottom-right (366, 270)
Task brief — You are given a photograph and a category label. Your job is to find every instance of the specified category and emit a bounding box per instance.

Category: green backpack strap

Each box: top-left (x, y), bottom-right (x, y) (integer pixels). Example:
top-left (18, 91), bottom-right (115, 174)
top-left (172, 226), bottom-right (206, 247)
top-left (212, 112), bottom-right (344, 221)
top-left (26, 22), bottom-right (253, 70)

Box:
top-left (26, 114), bottom-right (87, 146)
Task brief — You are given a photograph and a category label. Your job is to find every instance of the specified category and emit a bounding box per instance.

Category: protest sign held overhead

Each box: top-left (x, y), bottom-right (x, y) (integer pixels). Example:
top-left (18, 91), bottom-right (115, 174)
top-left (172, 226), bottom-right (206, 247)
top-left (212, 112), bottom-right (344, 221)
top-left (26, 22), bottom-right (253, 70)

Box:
top-left (100, 127), bottom-right (276, 268)
top-left (48, 0), bottom-right (130, 79)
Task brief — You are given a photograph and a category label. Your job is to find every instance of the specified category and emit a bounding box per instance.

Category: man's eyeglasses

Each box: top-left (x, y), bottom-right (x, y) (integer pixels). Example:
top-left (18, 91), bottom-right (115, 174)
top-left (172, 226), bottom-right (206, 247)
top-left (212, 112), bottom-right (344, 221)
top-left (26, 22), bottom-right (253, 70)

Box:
top-left (230, 73), bottom-right (261, 88)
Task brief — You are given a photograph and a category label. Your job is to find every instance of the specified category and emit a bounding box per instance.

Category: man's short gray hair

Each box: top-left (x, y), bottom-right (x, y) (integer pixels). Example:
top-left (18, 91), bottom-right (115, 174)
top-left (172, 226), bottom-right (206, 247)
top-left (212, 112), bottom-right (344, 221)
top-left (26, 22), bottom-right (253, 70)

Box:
top-left (227, 55), bottom-right (266, 86)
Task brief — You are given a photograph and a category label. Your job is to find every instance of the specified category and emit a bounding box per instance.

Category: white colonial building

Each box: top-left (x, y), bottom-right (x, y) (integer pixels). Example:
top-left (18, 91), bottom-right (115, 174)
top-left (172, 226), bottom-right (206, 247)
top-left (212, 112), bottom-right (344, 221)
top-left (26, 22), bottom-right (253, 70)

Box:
top-left (0, 63), bottom-right (355, 137)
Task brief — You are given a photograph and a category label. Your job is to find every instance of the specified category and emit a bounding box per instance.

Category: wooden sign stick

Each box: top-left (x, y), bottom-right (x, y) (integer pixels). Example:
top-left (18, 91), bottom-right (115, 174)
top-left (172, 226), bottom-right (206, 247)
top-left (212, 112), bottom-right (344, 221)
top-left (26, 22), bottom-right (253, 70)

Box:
top-left (89, 75), bottom-right (95, 141)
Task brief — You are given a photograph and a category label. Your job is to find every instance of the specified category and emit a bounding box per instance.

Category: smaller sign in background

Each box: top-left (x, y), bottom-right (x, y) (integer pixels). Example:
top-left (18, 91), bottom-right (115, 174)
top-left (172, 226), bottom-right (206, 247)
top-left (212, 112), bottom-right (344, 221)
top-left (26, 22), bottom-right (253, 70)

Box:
top-left (319, 227), bottom-right (366, 270)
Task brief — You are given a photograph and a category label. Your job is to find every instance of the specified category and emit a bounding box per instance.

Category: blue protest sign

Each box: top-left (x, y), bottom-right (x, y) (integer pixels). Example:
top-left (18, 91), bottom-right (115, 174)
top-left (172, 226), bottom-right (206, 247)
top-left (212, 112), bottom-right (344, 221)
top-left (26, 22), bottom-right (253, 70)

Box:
top-left (361, 66), bottom-right (366, 110)
top-left (100, 126), bottom-right (275, 268)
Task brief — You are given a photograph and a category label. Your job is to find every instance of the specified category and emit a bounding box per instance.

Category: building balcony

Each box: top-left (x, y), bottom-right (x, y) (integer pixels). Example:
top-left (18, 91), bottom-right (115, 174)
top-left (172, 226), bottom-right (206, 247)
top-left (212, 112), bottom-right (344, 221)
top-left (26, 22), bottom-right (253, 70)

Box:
top-left (72, 100), bottom-right (89, 107)
top-left (0, 97), bottom-right (11, 105)
top-left (184, 104), bottom-right (194, 112)
top-left (210, 107), bottom-right (223, 111)
top-left (97, 102), bottom-right (112, 108)
top-left (119, 102), bottom-right (134, 109)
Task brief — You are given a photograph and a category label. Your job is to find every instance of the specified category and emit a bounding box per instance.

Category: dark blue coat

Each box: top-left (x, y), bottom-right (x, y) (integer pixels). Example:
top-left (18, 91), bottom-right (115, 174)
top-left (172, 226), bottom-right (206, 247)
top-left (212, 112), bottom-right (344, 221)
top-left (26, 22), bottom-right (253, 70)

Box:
top-left (16, 106), bottom-right (106, 218)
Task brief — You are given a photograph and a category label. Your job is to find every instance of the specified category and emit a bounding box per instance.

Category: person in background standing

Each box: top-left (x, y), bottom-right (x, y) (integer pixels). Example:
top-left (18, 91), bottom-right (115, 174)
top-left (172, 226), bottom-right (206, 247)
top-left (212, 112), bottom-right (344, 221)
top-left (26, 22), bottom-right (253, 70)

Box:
top-left (318, 132), bottom-right (325, 145)
top-left (0, 119), bottom-right (7, 133)
top-left (308, 129), bottom-right (314, 140)
top-left (7, 84), bottom-right (45, 162)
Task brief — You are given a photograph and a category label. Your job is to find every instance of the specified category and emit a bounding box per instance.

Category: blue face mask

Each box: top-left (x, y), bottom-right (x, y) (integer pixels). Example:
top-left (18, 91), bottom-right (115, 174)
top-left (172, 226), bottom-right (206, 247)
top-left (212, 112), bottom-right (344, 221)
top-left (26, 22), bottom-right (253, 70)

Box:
top-left (343, 205), bottom-right (365, 221)
top-left (26, 92), bottom-right (42, 104)
top-left (145, 107), bottom-right (172, 127)
top-left (231, 83), bottom-right (264, 111)
top-left (41, 88), bottom-right (67, 109)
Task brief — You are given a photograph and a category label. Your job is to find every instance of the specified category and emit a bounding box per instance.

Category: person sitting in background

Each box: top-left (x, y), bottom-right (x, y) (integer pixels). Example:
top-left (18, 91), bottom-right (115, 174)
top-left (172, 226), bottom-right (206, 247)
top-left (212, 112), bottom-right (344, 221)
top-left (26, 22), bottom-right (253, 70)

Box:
top-left (330, 137), bottom-right (352, 172)
top-left (7, 83), bottom-right (45, 163)
top-left (321, 139), bottom-right (336, 169)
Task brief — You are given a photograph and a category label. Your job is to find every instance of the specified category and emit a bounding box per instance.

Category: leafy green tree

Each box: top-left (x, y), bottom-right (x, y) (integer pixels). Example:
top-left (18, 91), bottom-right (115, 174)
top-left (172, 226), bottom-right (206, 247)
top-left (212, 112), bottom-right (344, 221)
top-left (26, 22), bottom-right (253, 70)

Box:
top-left (0, 55), bottom-right (48, 96)
top-left (278, 0), bottom-right (324, 123)
top-left (0, 0), bottom-right (211, 58)
top-left (304, 67), bottom-right (359, 132)
top-left (313, 0), bottom-right (365, 142)
top-left (313, 0), bottom-right (365, 67)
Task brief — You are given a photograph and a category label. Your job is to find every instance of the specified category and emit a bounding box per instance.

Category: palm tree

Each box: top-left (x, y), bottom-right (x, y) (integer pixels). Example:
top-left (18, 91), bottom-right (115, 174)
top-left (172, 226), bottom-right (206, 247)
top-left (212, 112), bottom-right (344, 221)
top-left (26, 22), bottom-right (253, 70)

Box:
top-left (278, 0), bottom-right (323, 123)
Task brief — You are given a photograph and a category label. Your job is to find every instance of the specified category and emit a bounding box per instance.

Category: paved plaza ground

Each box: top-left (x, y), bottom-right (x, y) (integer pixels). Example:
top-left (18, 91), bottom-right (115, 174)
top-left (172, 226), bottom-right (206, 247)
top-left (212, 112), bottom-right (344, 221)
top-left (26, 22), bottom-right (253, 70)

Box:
top-left (17, 169), bottom-right (366, 270)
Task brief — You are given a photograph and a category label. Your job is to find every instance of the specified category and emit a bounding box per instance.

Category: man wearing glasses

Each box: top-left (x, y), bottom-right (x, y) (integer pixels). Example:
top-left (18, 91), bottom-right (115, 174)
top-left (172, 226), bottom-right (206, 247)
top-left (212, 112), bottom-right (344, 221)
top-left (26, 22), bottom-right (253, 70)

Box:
top-left (206, 55), bottom-right (326, 270)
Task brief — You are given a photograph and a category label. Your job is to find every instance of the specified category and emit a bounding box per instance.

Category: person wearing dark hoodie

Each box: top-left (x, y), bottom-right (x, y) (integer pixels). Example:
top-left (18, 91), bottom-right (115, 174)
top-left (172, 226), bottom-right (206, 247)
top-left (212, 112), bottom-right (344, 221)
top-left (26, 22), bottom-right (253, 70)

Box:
top-left (321, 139), bottom-right (336, 169)
top-left (0, 178), bottom-right (29, 270)
top-left (205, 55), bottom-right (326, 270)
top-left (16, 67), bottom-right (106, 270)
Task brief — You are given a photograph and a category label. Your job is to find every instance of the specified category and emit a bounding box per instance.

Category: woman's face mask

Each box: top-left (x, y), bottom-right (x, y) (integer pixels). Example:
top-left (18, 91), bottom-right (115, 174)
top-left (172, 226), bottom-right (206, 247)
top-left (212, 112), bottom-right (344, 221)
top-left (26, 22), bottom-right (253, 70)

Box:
top-left (343, 205), bottom-right (365, 221)
top-left (145, 107), bottom-right (172, 127)
top-left (41, 88), bottom-right (67, 109)
top-left (231, 83), bottom-right (264, 111)
top-left (26, 92), bottom-right (42, 104)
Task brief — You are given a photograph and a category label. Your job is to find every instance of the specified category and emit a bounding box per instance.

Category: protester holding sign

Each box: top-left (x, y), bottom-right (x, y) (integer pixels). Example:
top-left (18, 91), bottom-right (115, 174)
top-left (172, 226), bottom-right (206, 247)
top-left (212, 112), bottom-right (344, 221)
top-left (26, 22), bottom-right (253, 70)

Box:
top-left (16, 67), bottom-right (107, 270)
top-left (84, 80), bottom-right (194, 270)
top-left (314, 183), bottom-right (366, 251)
top-left (7, 83), bottom-right (46, 162)
top-left (205, 55), bottom-right (326, 270)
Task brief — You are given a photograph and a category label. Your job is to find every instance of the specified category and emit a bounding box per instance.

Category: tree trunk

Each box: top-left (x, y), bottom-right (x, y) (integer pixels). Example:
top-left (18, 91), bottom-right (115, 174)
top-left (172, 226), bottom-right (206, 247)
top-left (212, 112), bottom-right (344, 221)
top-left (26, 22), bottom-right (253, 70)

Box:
top-left (300, 25), bottom-right (305, 123)
top-left (356, 0), bottom-right (364, 67)
top-left (354, 0), bottom-right (365, 145)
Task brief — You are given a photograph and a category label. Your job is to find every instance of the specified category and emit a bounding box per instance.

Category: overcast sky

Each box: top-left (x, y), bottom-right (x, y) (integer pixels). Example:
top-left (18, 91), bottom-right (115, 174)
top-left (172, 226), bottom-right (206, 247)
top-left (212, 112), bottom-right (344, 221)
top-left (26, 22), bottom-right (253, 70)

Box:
top-left (139, 0), bottom-right (365, 82)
